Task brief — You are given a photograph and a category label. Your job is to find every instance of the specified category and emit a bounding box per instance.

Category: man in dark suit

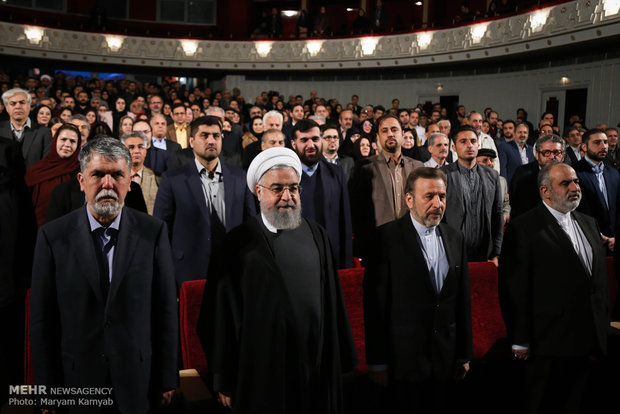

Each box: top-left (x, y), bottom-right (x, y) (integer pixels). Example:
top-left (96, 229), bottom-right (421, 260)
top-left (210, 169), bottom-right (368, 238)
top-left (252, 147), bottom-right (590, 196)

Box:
top-left (573, 128), bottom-right (619, 250)
top-left (291, 119), bottom-right (353, 268)
top-left (510, 134), bottom-right (566, 219)
top-left (564, 126), bottom-right (583, 166)
top-left (442, 125), bottom-right (503, 264)
top-left (0, 88), bottom-right (51, 168)
top-left (321, 124), bottom-right (354, 181)
top-left (154, 116), bottom-right (255, 289)
top-left (364, 167), bottom-right (472, 413)
top-left (349, 114), bottom-right (423, 259)
top-left (499, 163), bottom-right (609, 414)
top-left (498, 123), bottom-right (536, 188)
top-left (31, 138), bottom-right (178, 413)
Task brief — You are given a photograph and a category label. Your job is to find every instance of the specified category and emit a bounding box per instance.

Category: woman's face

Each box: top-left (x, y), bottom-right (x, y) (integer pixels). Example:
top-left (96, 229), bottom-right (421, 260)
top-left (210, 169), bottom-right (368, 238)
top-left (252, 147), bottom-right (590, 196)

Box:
top-left (50, 122), bottom-right (63, 137)
top-left (402, 131), bottom-right (415, 149)
top-left (37, 107), bottom-right (52, 125)
top-left (60, 109), bottom-right (72, 123)
top-left (222, 120), bottom-right (232, 132)
top-left (115, 98), bottom-right (126, 112)
top-left (482, 121), bottom-right (490, 134)
top-left (163, 103), bottom-right (172, 115)
top-left (121, 118), bottom-right (133, 133)
top-left (212, 98), bottom-right (220, 107)
top-left (85, 111), bottom-right (97, 125)
top-left (276, 101), bottom-right (284, 110)
top-left (56, 129), bottom-right (79, 159)
top-left (359, 138), bottom-right (371, 157)
top-left (185, 107), bottom-right (194, 124)
top-left (252, 118), bottom-right (264, 134)
top-left (202, 99), bottom-right (210, 109)
top-left (362, 120), bottom-right (373, 133)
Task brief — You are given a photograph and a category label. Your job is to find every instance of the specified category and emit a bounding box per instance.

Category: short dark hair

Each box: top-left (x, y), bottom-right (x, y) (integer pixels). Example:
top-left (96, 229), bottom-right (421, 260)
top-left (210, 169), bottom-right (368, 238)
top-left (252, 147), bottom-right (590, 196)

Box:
top-left (320, 123), bottom-right (342, 141)
top-left (190, 115), bottom-right (222, 137)
top-left (453, 125), bottom-right (478, 140)
top-left (373, 105), bottom-right (386, 113)
top-left (172, 103), bottom-right (185, 112)
top-left (397, 108), bottom-right (409, 117)
top-left (581, 128), bottom-right (607, 145)
top-left (405, 167), bottom-right (447, 195)
top-left (502, 119), bottom-right (516, 129)
top-left (376, 114), bottom-right (400, 130)
top-left (292, 119), bottom-right (319, 139)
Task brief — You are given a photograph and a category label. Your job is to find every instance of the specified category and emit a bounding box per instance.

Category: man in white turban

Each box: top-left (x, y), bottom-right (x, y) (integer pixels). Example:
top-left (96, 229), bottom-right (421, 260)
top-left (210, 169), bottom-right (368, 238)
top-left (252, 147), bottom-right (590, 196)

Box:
top-left (198, 147), bottom-right (357, 414)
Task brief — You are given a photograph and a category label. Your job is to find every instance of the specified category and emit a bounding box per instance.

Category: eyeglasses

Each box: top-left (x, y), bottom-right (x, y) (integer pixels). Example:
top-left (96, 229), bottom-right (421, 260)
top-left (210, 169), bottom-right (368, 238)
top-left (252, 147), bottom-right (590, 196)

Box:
top-left (258, 184), bottom-right (301, 197)
top-left (323, 135), bottom-right (339, 141)
top-left (538, 150), bottom-right (564, 158)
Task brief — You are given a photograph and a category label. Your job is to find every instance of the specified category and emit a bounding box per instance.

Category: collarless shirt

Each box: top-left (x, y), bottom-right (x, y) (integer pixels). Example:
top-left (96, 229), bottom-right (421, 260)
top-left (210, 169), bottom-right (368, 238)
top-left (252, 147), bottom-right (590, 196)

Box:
top-left (410, 214), bottom-right (449, 292)
top-left (10, 118), bottom-right (32, 142)
top-left (543, 202), bottom-right (592, 276)
top-left (152, 137), bottom-right (167, 150)
top-left (383, 152), bottom-right (406, 218)
top-left (87, 207), bottom-right (122, 282)
top-left (424, 157), bottom-right (442, 168)
top-left (195, 158), bottom-right (226, 226)
top-left (302, 162), bottom-right (320, 177)
top-left (517, 143), bottom-right (529, 165)
top-left (584, 155), bottom-right (609, 208)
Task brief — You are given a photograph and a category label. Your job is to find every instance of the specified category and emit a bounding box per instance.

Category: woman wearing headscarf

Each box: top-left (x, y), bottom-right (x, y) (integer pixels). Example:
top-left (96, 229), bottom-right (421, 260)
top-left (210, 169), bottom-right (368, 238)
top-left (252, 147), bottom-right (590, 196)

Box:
top-left (33, 105), bottom-right (53, 128)
top-left (352, 133), bottom-right (376, 161)
top-left (241, 116), bottom-right (264, 149)
top-left (24, 123), bottom-right (81, 226)
top-left (112, 96), bottom-right (128, 138)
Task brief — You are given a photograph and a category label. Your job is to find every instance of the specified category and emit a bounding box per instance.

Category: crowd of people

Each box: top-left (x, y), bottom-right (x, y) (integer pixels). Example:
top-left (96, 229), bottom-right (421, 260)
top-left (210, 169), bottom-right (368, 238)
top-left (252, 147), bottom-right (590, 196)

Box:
top-left (0, 70), bottom-right (618, 413)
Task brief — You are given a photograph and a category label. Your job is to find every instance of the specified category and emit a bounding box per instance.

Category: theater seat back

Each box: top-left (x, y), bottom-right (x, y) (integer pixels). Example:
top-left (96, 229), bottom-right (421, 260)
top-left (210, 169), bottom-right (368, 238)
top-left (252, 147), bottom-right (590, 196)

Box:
top-left (339, 267), bottom-right (367, 373)
top-left (468, 262), bottom-right (507, 359)
top-left (179, 280), bottom-right (209, 378)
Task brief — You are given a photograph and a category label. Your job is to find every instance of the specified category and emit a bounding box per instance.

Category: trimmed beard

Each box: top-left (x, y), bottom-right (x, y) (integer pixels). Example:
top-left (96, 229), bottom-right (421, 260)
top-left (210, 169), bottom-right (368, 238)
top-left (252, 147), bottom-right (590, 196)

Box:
top-left (261, 199), bottom-right (302, 230)
top-left (90, 189), bottom-right (123, 218)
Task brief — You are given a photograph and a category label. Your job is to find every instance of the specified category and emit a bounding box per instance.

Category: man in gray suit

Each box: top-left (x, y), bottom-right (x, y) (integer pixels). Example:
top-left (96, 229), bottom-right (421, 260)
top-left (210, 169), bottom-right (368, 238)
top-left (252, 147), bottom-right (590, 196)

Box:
top-left (350, 114), bottom-right (423, 259)
top-left (0, 88), bottom-right (51, 168)
top-left (441, 125), bottom-right (504, 265)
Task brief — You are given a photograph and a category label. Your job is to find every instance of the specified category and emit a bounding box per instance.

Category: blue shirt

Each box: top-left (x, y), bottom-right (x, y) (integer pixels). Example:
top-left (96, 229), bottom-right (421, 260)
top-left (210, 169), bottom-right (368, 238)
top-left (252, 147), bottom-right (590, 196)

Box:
top-left (87, 207), bottom-right (122, 282)
top-left (152, 137), bottom-right (167, 150)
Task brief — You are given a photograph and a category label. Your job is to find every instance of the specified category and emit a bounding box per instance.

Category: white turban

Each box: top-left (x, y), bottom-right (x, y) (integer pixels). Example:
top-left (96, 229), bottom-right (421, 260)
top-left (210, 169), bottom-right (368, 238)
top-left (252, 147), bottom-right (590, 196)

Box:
top-left (246, 147), bottom-right (302, 194)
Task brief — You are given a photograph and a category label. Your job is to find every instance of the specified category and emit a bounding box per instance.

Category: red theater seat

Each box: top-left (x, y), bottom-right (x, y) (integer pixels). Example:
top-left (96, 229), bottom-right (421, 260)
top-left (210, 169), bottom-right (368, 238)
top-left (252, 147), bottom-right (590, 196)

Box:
top-left (179, 280), bottom-right (208, 378)
top-left (339, 267), bottom-right (367, 373)
top-left (468, 262), bottom-right (507, 359)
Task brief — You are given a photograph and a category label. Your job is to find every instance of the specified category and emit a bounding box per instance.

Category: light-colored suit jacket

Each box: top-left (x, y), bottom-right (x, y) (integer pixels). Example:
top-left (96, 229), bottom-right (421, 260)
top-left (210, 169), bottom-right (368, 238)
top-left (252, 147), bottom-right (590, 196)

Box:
top-left (141, 167), bottom-right (160, 215)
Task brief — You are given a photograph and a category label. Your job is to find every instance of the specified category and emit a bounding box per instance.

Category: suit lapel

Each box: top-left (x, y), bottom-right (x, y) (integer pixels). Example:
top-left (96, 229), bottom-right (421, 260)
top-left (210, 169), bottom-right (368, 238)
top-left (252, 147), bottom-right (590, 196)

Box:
top-left (185, 163), bottom-right (211, 223)
top-left (400, 216), bottom-right (436, 295)
top-left (221, 162), bottom-right (236, 230)
top-left (438, 223), bottom-right (458, 295)
top-left (572, 211), bottom-right (601, 277)
top-left (374, 157), bottom-right (395, 207)
top-left (72, 208), bottom-right (105, 303)
top-left (21, 128), bottom-right (35, 158)
top-left (108, 208), bottom-right (139, 306)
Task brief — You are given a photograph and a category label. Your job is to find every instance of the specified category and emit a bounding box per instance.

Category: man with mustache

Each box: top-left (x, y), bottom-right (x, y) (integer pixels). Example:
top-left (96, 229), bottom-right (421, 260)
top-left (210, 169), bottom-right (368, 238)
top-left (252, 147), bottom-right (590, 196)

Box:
top-left (441, 125), bottom-right (503, 265)
top-left (364, 167), bottom-right (472, 413)
top-left (290, 119), bottom-right (352, 268)
top-left (154, 115), bottom-right (255, 289)
top-left (499, 163), bottom-right (609, 414)
top-left (0, 88), bottom-right (52, 168)
top-left (199, 147), bottom-right (356, 414)
top-left (31, 137), bottom-right (178, 413)
top-left (572, 128), bottom-right (619, 252)
top-left (349, 114), bottom-right (423, 260)
top-left (423, 132), bottom-right (450, 168)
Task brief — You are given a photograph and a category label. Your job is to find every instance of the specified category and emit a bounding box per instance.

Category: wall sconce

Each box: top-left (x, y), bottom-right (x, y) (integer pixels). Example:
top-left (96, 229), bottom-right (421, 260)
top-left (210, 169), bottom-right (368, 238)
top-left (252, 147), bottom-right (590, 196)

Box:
top-left (603, 0), bottom-right (620, 16)
top-left (560, 77), bottom-right (570, 85)
top-left (530, 9), bottom-right (550, 32)
top-left (471, 23), bottom-right (488, 44)
top-left (360, 37), bottom-right (379, 55)
top-left (24, 26), bottom-right (44, 44)
top-left (417, 33), bottom-right (432, 49)
top-left (282, 10), bottom-right (298, 17)
top-left (105, 35), bottom-right (124, 52)
top-left (437, 83), bottom-right (444, 92)
top-left (181, 40), bottom-right (199, 56)
top-left (255, 41), bottom-right (273, 57)
top-left (306, 40), bottom-right (323, 56)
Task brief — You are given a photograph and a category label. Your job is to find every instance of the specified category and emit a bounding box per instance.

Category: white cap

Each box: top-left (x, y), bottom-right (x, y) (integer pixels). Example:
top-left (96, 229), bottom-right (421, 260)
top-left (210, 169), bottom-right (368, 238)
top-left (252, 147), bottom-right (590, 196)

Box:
top-left (246, 147), bottom-right (302, 194)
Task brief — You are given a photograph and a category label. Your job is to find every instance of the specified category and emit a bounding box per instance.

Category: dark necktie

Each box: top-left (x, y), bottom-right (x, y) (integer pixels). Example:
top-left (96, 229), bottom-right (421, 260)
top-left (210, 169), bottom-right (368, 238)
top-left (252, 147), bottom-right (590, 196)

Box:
top-left (93, 227), bottom-right (118, 299)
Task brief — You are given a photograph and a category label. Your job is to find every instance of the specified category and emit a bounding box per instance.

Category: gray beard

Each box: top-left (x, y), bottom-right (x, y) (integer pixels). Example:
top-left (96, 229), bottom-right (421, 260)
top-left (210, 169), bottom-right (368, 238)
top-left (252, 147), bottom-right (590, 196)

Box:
top-left (90, 200), bottom-right (124, 218)
top-left (261, 202), bottom-right (302, 230)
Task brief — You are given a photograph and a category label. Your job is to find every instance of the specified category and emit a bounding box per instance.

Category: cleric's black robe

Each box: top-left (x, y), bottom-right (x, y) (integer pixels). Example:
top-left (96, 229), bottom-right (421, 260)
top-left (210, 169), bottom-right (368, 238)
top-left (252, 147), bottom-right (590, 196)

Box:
top-left (198, 215), bottom-right (357, 414)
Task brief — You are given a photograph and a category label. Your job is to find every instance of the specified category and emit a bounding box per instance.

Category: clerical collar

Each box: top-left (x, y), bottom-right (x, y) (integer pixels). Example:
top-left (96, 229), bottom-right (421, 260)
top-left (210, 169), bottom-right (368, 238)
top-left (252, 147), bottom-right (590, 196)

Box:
top-left (86, 204), bottom-right (122, 232)
top-left (302, 162), bottom-right (319, 177)
top-left (10, 117), bottom-right (31, 132)
top-left (261, 212), bottom-right (279, 233)
top-left (543, 201), bottom-right (572, 223)
top-left (410, 213), bottom-right (438, 237)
